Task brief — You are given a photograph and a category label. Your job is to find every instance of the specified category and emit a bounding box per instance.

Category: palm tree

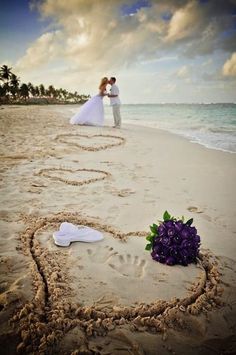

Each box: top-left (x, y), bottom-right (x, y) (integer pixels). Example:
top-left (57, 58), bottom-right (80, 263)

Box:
top-left (58, 88), bottom-right (64, 101)
top-left (39, 84), bottom-right (45, 97)
top-left (20, 83), bottom-right (29, 100)
top-left (0, 65), bottom-right (13, 99)
top-left (53, 89), bottom-right (60, 99)
top-left (0, 84), bottom-right (7, 98)
top-left (34, 86), bottom-right (40, 97)
top-left (28, 82), bottom-right (36, 97)
top-left (48, 85), bottom-right (55, 98)
top-left (62, 89), bottom-right (68, 100)
top-left (0, 64), bottom-right (90, 104)
top-left (10, 74), bottom-right (20, 99)
top-left (0, 65), bottom-right (12, 83)
top-left (80, 94), bottom-right (90, 103)
top-left (73, 92), bottom-right (77, 102)
top-left (67, 92), bottom-right (74, 101)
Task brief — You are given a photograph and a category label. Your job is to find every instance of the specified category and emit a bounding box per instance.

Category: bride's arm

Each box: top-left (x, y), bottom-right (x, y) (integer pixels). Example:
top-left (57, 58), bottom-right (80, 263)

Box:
top-left (100, 84), bottom-right (108, 96)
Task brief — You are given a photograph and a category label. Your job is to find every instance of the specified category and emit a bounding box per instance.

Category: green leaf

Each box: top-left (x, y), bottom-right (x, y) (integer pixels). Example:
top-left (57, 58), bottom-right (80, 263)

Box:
top-left (150, 224), bottom-right (157, 234)
top-left (163, 210), bottom-right (171, 221)
top-left (181, 216), bottom-right (185, 222)
top-left (145, 243), bottom-right (152, 251)
top-left (146, 234), bottom-right (154, 242)
top-left (186, 218), bottom-right (193, 226)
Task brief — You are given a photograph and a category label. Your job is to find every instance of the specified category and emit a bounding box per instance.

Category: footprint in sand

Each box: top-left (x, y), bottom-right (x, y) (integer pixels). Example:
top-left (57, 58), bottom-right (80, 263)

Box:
top-left (105, 185), bottom-right (136, 198)
top-left (109, 254), bottom-right (146, 278)
top-left (187, 206), bottom-right (204, 213)
top-left (87, 245), bottom-right (118, 263)
top-left (116, 188), bottom-right (136, 197)
top-left (187, 206), bottom-right (212, 221)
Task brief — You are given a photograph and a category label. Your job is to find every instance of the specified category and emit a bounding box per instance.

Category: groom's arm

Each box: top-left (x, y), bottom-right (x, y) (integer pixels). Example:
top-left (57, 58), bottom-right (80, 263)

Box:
top-left (108, 86), bottom-right (119, 98)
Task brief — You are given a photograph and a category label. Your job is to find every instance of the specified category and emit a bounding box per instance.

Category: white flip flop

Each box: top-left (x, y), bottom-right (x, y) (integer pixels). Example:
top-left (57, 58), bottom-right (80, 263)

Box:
top-left (53, 222), bottom-right (103, 247)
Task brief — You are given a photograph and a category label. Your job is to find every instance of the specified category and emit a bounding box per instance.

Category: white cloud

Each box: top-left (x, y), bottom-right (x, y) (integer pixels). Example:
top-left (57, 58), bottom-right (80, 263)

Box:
top-left (19, 1), bottom-right (169, 72)
top-left (8, 0), bottom-right (236, 103)
top-left (140, 56), bottom-right (178, 65)
top-left (222, 52), bottom-right (236, 77)
top-left (163, 83), bottom-right (177, 93)
top-left (15, 31), bottom-right (63, 71)
top-left (176, 65), bottom-right (189, 78)
top-left (165, 1), bottom-right (203, 42)
top-left (17, 0), bottom-right (236, 74)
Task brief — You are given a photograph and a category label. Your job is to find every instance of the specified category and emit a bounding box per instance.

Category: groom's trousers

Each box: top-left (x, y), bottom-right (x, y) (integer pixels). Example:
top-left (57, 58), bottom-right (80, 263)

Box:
top-left (112, 105), bottom-right (121, 127)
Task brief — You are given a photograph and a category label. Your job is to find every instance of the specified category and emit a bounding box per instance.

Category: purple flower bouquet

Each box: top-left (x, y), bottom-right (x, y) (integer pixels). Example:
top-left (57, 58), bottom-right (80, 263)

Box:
top-left (145, 211), bottom-right (201, 266)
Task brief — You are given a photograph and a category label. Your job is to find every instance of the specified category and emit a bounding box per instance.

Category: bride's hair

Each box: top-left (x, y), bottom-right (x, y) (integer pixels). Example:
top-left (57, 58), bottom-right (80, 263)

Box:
top-left (99, 77), bottom-right (108, 89)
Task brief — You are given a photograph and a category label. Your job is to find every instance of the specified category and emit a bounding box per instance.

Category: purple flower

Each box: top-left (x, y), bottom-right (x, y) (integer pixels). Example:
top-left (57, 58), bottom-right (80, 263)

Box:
top-left (158, 224), bottom-right (166, 236)
top-left (180, 227), bottom-right (190, 239)
top-left (160, 246), bottom-right (169, 257)
top-left (175, 220), bottom-right (184, 232)
top-left (180, 259), bottom-right (188, 266)
top-left (148, 213), bottom-right (200, 266)
top-left (165, 220), bottom-right (174, 229)
top-left (153, 244), bottom-right (162, 254)
top-left (189, 226), bottom-right (197, 236)
top-left (186, 240), bottom-right (194, 249)
top-left (161, 236), bottom-right (172, 247)
top-left (167, 227), bottom-right (176, 237)
top-left (169, 246), bottom-right (179, 257)
top-left (173, 234), bottom-right (182, 244)
top-left (154, 236), bottom-right (160, 244)
top-left (166, 256), bottom-right (175, 265)
top-left (179, 249), bottom-right (189, 260)
top-left (151, 251), bottom-right (165, 263)
top-left (151, 250), bottom-right (158, 260)
top-left (180, 239), bottom-right (189, 249)
top-left (158, 255), bottom-right (166, 263)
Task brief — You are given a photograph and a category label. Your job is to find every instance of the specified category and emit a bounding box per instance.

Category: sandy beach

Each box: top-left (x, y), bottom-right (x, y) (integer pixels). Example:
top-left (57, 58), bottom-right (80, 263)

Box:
top-left (0, 105), bottom-right (236, 354)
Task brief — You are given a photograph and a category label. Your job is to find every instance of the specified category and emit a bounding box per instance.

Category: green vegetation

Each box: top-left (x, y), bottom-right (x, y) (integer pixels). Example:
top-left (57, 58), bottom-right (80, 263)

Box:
top-left (0, 65), bottom-right (90, 105)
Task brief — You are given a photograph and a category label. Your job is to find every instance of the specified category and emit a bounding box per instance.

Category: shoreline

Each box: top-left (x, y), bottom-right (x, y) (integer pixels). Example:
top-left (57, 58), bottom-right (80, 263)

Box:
top-left (121, 120), bottom-right (236, 155)
top-left (56, 103), bottom-right (236, 154)
top-left (128, 121), bottom-right (236, 155)
top-left (2, 103), bottom-right (236, 154)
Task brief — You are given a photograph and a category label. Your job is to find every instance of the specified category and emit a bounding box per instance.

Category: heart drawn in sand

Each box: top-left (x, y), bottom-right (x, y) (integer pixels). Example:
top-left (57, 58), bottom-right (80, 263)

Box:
top-left (35, 167), bottom-right (111, 186)
top-left (55, 133), bottom-right (125, 151)
top-left (15, 212), bottom-right (223, 354)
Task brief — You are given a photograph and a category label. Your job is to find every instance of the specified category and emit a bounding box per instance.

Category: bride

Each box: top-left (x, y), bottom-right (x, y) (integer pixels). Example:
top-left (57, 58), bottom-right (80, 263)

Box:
top-left (70, 77), bottom-right (108, 126)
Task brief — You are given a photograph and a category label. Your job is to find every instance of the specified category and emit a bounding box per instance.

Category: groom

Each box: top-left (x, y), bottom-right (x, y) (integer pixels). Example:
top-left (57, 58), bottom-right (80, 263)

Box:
top-left (108, 77), bottom-right (121, 128)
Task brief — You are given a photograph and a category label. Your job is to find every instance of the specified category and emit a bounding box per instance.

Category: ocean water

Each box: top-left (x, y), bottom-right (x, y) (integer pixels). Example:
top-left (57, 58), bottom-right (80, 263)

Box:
top-left (67, 103), bottom-right (236, 153)
top-left (104, 103), bottom-right (236, 153)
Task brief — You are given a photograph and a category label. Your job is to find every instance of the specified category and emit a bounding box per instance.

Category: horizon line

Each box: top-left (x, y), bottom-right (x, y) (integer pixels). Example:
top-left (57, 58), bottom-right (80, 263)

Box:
top-left (105, 102), bottom-right (236, 105)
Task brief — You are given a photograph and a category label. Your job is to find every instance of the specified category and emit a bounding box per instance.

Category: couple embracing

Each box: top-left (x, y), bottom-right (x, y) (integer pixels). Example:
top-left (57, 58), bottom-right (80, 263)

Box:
top-left (70, 77), bottom-right (121, 128)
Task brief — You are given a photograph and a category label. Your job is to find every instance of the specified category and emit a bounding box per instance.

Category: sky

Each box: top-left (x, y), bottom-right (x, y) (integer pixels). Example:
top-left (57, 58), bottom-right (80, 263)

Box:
top-left (1, 0), bottom-right (236, 103)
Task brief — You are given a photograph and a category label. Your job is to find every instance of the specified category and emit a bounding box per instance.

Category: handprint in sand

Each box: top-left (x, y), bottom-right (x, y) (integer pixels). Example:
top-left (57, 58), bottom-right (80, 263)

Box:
top-left (87, 245), bottom-right (118, 263)
top-left (109, 254), bottom-right (146, 278)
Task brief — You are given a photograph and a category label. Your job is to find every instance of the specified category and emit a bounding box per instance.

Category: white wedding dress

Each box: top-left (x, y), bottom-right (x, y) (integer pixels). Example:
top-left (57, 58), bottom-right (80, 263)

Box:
top-left (70, 91), bottom-right (105, 126)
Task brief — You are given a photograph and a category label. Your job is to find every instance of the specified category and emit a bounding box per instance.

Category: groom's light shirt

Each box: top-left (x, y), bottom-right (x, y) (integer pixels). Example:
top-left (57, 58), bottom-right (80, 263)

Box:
top-left (110, 84), bottom-right (121, 106)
